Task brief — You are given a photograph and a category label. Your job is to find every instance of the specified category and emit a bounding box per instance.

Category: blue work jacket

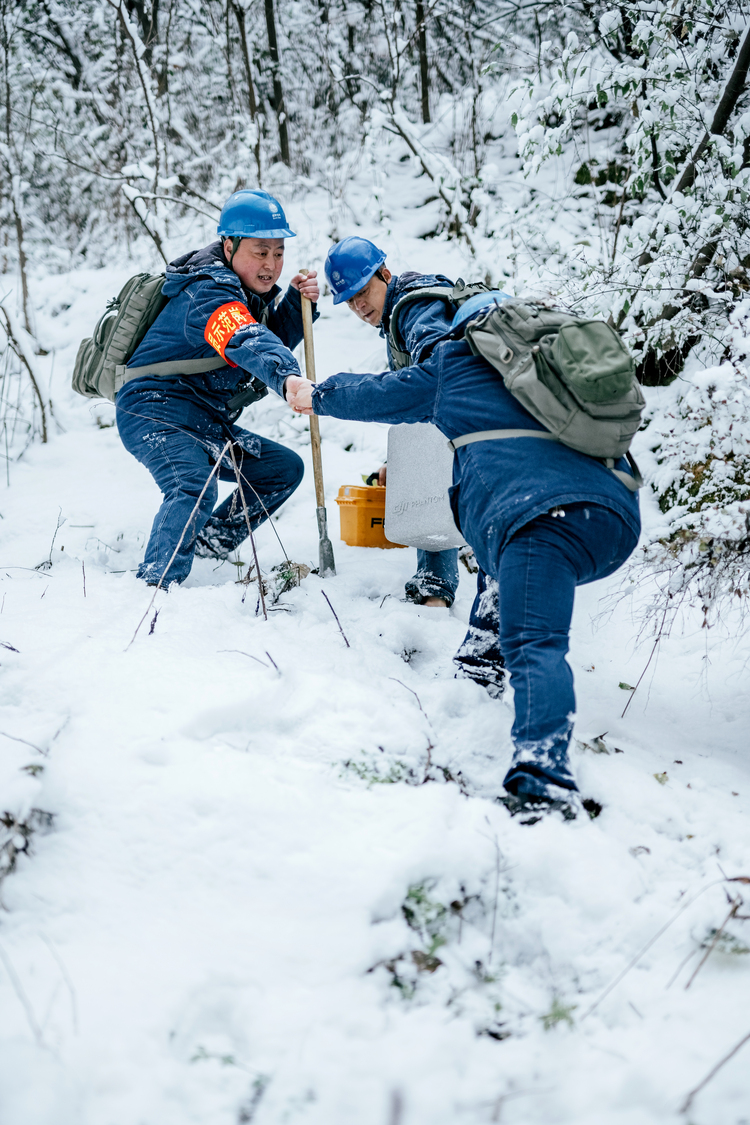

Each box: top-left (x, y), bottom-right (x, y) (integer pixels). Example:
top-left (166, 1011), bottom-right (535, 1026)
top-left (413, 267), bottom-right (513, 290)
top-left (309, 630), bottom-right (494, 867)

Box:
top-left (379, 271), bottom-right (454, 368)
top-left (314, 293), bottom-right (641, 577)
top-left (124, 240), bottom-right (316, 409)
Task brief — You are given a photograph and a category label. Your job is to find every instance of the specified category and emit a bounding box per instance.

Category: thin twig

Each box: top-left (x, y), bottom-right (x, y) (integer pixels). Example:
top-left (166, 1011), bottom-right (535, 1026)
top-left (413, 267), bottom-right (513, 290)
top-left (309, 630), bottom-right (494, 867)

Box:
top-left (127, 439), bottom-right (231, 649)
top-left (680, 1028), bottom-right (750, 1115)
top-left (388, 677), bottom-right (437, 737)
top-left (665, 945), bottom-right (700, 990)
top-left (228, 443), bottom-right (266, 621)
top-left (621, 599), bottom-right (670, 718)
top-left (389, 677), bottom-right (438, 781)
top-left (40, 934), bottom-right (78, 1035)
top-left (35, 508), bottom-right (65, 571)
top-left (81, 560), bottom-right (86, 598)
top-left (581, 878), bottom-right (729, 1020)
top-left (0, 941), bottom-right (45, 1047)
top-left (0, 730), bottom-right (46, 755)
top-left (218, 649), bottom-right (268, 667)
top-left (321, 590), bottom-right (350, 647)
top-left (0, 305), bottom-right (48, 443)
top-left (265, 651), bottom-right (280, 674)
top-left (489, 836), bottom-right (502, 965)
top-left (684, 896), bottom-right (741, 990)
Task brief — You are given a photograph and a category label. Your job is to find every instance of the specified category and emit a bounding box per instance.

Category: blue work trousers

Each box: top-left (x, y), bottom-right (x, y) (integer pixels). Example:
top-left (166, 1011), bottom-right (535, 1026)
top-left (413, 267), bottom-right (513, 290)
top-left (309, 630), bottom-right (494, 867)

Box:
top-left (405, 548), bottom-right (459, 606)
top-left (464, 503), bottom-right (637, 798)
top-left (117, 391), bottom-right (303, 585)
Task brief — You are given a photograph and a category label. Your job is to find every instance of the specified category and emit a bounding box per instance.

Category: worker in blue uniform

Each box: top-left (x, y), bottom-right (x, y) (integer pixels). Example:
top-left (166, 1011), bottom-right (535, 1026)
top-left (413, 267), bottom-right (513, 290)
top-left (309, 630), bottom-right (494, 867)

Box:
top-left (116, 190), bottom-right (318, 585)
top-left (283, 290), bottom-right (640, 817)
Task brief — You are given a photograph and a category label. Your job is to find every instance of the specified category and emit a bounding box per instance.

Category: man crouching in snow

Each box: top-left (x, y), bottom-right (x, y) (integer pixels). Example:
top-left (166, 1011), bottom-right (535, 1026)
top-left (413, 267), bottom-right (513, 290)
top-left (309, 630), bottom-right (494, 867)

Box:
top-left (116, 189), bottom-right (318, 586)
top-left (283, 325), bottom-right (640, 818)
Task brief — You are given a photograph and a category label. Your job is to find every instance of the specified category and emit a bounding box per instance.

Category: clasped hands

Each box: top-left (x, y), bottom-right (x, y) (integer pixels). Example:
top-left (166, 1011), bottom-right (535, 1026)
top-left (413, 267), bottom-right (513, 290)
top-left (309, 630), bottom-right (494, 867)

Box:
top-left (285, 375), bottom-right (314, 415)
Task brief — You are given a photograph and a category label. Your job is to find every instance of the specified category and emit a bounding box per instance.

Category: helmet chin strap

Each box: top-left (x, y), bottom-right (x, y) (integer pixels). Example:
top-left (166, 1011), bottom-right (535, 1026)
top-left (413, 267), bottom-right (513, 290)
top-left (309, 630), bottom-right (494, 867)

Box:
top-left (229, 236), bottom-right (241, 267)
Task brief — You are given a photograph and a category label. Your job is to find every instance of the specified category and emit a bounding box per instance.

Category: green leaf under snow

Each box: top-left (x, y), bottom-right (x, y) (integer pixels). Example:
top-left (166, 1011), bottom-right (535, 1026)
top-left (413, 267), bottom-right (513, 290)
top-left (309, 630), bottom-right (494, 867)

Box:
top-left (619, 682), bottom-right (636, 691)
top-left (653, 771), bottom-right (669, 785)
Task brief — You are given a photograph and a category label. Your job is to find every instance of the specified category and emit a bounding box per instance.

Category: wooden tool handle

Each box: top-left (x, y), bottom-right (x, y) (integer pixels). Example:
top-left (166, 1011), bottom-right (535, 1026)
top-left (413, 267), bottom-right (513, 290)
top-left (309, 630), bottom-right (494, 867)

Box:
top-left (299, 268), bottom-right (317, 385)
top-left (299, 269), bottom-right (325, 509)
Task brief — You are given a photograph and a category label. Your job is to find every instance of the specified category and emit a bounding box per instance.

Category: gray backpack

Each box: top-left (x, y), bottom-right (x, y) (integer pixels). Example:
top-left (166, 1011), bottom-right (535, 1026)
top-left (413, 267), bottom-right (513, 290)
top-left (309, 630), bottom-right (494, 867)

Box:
top-left (390, 285), bottom-right (643, 491)
top-left (71, 272), bottom-right (269, 407)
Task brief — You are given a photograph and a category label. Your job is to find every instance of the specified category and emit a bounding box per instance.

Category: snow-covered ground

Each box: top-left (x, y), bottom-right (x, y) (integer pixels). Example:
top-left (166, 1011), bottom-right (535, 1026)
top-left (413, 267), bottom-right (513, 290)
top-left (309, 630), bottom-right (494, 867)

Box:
top-left (1, 183), bottom-right (750, 1125)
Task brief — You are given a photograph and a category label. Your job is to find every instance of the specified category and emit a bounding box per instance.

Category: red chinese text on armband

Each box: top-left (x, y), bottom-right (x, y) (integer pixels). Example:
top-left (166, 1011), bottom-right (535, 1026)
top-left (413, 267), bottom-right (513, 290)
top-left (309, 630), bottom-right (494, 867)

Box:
top-left (204, 302), bottom-right (257, 364)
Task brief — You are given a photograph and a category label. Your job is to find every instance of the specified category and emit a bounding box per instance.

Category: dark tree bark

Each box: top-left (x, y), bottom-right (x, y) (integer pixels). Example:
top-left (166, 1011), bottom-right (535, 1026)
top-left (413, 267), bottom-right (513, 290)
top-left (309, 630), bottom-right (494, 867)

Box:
top-left (231, 0), bottom-right (263, 183)
top-left (263, 0), bottom-right (290, 166)
top-left (416, 0), bottom-right (430, 124)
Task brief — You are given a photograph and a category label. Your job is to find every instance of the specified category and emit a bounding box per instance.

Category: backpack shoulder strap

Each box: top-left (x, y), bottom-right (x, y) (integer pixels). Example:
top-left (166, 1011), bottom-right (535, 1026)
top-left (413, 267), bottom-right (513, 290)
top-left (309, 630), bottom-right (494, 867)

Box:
top-left (116, 355), bottom-right (228, 392)
top-left (447, 429), bottom-right (642, 491)
top-left (389, 280), bottom-right (496, 367)
top-left (115, 290), bottom-right (272, 392)
top-left (388, 286), bottom-right (457, 367)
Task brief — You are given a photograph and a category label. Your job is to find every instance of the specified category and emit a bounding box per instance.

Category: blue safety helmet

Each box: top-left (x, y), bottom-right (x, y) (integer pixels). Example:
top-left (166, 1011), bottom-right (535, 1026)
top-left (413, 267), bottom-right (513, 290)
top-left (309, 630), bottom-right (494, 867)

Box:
top-left (217, 189), bottom-right (296, 239)
top-left (325, 237), bottom-right (387, 305)
top-left (451, 290), bottom-right (512, 330)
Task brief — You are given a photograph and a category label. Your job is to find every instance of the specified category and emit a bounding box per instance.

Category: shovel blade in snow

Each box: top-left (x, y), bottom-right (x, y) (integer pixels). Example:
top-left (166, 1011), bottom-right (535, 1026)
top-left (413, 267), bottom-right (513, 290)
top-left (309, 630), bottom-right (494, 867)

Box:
top-left (316, 507), bottom-right (336, 577)
top-left (384, 422), bottom-right (466, 551)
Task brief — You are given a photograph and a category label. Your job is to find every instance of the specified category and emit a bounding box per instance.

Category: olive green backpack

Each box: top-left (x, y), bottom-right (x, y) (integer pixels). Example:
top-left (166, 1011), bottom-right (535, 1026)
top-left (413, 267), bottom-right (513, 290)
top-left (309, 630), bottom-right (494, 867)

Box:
top-left (72, 272), bottom-right (269, 409)
top-left (389, 286), bottom-right (644, 490)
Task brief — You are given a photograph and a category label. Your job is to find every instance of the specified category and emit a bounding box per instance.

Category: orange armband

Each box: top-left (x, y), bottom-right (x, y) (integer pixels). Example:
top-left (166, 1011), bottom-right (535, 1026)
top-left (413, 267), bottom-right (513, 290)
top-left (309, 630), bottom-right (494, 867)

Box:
top-left (204, 302), bottom-right (257, 362)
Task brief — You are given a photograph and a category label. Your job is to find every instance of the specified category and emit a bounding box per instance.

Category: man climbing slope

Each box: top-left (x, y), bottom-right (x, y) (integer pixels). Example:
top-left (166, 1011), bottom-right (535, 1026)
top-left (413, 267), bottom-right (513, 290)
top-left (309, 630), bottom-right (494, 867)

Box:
top-left (284, 295), bottom-right (641, 817)
top-left (116, 189), bottom-right (318, 586)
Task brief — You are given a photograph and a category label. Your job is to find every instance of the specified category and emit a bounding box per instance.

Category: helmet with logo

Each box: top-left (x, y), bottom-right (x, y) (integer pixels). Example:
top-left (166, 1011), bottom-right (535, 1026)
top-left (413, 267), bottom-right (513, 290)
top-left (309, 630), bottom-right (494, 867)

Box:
top-left (325, 237), bottom-right (387, 305)
top-left (217, 190), bottom-right (296, 239)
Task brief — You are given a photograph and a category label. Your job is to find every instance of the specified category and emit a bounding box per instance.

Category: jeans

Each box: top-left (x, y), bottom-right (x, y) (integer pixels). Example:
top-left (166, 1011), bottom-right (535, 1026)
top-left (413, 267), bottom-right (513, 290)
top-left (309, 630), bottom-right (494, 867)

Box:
top-left (453, 568), bottom-right (504, 688)
top-left (404, 548), bottom-right (459, 606)
top-left (499, 503), bottom-right (637, 796)
top-left (457, 503), bottom-right (637, 798)
top-left (117, 391), bottom-right (303, 585)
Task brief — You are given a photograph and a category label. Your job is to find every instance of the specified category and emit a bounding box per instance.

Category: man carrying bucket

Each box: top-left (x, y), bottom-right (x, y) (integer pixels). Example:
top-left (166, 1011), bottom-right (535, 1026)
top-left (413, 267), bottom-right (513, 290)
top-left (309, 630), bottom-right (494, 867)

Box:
top-left (323, 237), bottom-right (504, 697)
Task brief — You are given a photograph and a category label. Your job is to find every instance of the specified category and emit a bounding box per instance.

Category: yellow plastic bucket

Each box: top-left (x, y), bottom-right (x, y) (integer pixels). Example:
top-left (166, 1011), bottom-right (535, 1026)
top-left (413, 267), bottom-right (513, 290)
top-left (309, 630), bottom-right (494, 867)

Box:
top-left (335, 485), bottom-right (407, 548)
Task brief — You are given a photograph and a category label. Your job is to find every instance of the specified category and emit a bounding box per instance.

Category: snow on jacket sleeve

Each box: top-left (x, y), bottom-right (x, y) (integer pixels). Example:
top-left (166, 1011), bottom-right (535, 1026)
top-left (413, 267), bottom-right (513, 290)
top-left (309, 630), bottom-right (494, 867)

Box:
top-left (184, 277), bottom-right (301, 397)
top-left (311, 361), bottom-right (439, 425)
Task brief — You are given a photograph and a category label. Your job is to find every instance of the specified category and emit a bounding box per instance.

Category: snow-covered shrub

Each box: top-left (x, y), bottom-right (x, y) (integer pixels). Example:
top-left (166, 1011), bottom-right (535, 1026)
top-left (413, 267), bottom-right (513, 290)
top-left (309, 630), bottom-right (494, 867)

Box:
top-left (372, 877), bottom-right (510, 1041)
top-left (508, 0), bottom-right (750, 382)
top-left (0, 806), bottom-right (54, 886)
top-left (504, 1), bottom-right (750, 603)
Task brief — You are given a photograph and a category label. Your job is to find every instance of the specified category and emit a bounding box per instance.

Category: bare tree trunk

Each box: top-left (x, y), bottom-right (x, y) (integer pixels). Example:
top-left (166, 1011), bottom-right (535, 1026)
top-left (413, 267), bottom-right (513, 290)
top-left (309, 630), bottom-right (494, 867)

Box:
top-left (416, 0), bottom-right (430, 124)
top-left (232, 1), bottom-right (263, 184)
top-left (2, 8), bottom-right (32, 336)
top-left (0, 306), bottom-right (48, 444)
top-left (264, 0), bottom-right (290, 166)
top-left (11, 197), bottom-right (31, 336)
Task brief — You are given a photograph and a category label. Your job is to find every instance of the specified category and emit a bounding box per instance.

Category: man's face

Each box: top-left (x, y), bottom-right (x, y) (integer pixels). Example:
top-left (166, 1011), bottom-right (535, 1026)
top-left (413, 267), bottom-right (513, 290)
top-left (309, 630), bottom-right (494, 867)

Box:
top-left (224, 237), bottom-right (285, 294)
top-left (346, 267), bottom-right (392, 326)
